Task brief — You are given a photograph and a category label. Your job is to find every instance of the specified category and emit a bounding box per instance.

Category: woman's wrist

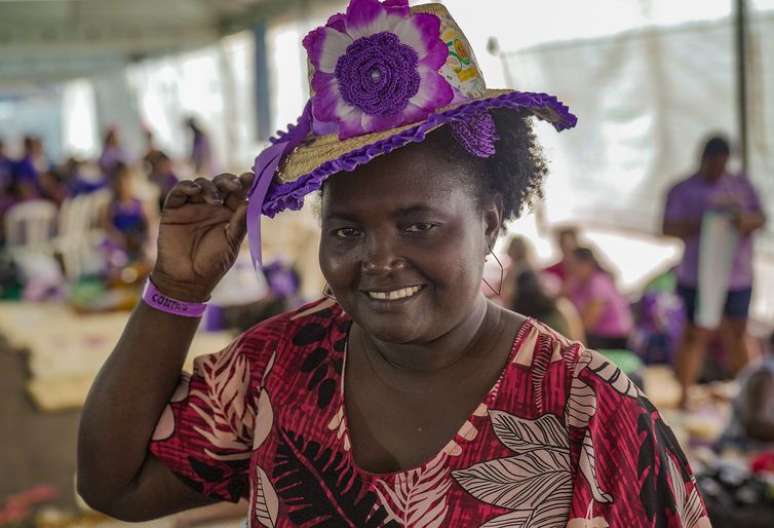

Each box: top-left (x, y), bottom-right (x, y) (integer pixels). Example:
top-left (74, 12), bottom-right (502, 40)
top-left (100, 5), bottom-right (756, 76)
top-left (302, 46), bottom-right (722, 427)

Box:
top-left (148, 270), bottom-right (213, 303)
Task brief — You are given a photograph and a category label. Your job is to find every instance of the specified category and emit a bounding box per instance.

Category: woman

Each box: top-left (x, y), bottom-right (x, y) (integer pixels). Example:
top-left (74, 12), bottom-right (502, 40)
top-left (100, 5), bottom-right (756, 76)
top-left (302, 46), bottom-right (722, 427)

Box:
top-left (78, 1), bottom-right (709, 526)
top-left (566, 247), bottom-right (634, 351)
top-left (502, 236), bottom-right (584, 342)
top-left (99, 162), bottom-right (150, 264)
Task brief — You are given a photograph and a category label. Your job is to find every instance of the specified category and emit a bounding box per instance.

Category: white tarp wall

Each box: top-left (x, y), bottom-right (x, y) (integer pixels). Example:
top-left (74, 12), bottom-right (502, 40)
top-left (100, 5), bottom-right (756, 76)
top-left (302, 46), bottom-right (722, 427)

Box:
top-left (504, 13), bottom-right (773, 255)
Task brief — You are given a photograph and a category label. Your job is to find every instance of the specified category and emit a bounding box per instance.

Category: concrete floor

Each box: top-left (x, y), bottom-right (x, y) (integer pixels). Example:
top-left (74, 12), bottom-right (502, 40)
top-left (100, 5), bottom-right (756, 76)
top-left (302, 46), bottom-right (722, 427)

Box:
top-left (0, 338), bottom-right (80, 511)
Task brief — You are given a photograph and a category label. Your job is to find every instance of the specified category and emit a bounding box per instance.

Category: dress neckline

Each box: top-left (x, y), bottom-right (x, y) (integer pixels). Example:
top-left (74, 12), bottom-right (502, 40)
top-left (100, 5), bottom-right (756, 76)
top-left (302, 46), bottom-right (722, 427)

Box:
top-left (335, 313), bottom-right (536, 478)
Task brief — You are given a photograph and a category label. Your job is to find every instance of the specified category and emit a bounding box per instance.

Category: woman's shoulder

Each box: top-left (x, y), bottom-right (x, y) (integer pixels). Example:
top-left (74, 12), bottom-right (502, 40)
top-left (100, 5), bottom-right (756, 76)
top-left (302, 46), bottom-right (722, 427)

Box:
top-left (512, 319), bottom-right (642, 401)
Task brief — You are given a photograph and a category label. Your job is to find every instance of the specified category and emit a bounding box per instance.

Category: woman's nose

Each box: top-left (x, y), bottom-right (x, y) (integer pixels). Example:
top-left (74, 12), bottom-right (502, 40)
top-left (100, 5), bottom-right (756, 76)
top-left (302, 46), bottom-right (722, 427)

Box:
top-left (361, 237), bottom-right (405, 273)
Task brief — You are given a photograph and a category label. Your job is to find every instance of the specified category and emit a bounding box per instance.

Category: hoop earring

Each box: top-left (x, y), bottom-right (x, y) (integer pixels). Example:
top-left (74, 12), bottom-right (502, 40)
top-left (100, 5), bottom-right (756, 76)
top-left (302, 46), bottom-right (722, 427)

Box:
top-left (322, 284), bottom-right (337, 302)
top-left (482, 246), bottom-right (504, 297)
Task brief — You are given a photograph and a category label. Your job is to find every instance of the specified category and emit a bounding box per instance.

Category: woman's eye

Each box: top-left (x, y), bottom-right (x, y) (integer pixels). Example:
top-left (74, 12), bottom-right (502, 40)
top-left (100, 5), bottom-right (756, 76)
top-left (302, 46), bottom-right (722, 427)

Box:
top-left (405, 223), bottom-right (437, 233)
top-left (333, 227), bottom-right (362, 239)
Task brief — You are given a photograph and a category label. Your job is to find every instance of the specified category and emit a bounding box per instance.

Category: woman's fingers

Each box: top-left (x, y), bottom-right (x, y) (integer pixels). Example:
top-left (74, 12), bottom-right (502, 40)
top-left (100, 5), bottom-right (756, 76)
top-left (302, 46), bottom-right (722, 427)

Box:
top-left (164, 181), bottom-right (202, 209)
top-left (213, 173), bottom-right (243, 194)
top-left (164, 172), bottom-right (256, 214)
top-left (225, 173), bottom-right (255, 242)
top-left (193, 177), bottom-right (222, 206)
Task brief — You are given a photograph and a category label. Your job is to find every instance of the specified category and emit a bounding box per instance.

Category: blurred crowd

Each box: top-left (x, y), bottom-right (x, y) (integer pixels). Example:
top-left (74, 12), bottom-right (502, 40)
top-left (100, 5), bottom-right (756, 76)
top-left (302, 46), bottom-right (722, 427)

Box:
top-left (0, 119), bottom-right (301, 323)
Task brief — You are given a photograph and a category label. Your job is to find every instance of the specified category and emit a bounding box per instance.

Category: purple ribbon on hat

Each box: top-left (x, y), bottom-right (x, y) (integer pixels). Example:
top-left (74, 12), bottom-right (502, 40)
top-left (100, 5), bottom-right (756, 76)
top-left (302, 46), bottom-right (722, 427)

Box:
top-left (247, 101), bottom-right (312, 270)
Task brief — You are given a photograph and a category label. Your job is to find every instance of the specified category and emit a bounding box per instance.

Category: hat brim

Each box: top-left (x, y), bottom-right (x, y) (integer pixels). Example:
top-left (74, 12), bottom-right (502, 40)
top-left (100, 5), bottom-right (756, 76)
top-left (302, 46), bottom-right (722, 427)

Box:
top-left (262, 89), bottom-right (576, 217)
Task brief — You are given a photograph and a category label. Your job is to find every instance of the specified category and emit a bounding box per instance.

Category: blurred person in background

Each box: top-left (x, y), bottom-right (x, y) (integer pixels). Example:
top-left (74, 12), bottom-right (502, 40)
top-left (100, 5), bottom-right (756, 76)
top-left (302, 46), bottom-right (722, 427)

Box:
top-left (12, 135), bottom-right (45, 200)
top-left (185, 117), bottom-right (214, 177)
top-left (98, 127), bottom-right (127, 178)
top-left (720, 331), bottom-right (774, 449)
top-left (543, 225), bottom-right (578, 284)
top-left (99, 162), bottom-right (150, 266)
top-left (0, 139), bottom-right (15, 227)
top-left (38, 167), bottom-right (69, 207)
top-left (566, 246), bottom-right (633, 350)
top-left (148, 152), bottom-right (178, 210)
top-left (502, 237), bottom-right (585, 341)
top-left (663, 135), bottom-right (767, 408)
top-left (142, 127), bottom-right (166, 176)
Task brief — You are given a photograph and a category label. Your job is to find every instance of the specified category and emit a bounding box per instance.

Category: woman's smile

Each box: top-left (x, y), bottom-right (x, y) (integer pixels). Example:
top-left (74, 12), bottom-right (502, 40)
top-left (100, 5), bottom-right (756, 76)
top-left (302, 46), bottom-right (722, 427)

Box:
top-left (361, 284), bottom-right (426, 307)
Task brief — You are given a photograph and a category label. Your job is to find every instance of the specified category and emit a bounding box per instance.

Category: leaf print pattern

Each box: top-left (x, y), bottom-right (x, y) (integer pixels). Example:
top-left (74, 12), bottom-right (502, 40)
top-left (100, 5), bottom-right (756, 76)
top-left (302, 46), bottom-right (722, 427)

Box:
top-left (490, 411), bottom-right (568, 453)
top-left (578, 431), bottom-right (612, 504)
top-left (272, 428), bottom-right (400, 528)
top-left (188, 339), bottom-right (259, 460)
top-left (375, 452), bottom-right (451, 528)
top-left (665, 453), bottom-right (709, 528)
top-left (152, 373), bottom-right (191, 441)
top-left (148, 301), bottom-right (711, 526)
top-left (254, 465), bottom-right (279, 528)
top-left (565, 377), bottom-right (597, 430)
top-left (565, 517), bottom-right (609, 528)
top-left (294, 320), bottom-right (345, 409)
top-left (453, 412), bottom-right (572, 528)
top-left (575, 349), bottom-right (642, 398)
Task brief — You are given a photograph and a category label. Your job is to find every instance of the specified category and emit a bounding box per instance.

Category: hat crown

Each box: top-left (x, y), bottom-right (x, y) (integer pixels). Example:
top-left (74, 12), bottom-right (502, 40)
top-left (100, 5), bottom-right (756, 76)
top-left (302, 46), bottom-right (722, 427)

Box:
top-left (411, 3), bottom-right (487, 98)
top-left (304, 1), bottom-right (487, 140)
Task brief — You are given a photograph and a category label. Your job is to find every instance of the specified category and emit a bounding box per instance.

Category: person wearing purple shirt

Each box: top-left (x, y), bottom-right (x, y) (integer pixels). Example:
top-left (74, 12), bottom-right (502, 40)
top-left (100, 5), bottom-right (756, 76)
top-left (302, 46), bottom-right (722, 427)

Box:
top-left (98, 128), bottom-right (127, 178)
top-left (663, 135), bottom-right (767, 408)
top-left (565, 246), bottom-right (633, 350)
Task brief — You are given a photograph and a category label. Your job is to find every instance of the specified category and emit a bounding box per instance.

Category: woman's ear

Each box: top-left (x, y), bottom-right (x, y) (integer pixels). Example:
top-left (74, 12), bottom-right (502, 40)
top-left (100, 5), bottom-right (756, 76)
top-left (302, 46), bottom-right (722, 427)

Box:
top-left (483, 193), bottom-right (504, 249)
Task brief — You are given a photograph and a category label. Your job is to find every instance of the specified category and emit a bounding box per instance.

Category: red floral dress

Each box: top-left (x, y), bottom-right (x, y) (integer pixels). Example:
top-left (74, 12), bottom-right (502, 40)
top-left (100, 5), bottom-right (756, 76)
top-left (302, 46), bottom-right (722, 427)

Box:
top-left (150, 299), bottom-right (711, 527)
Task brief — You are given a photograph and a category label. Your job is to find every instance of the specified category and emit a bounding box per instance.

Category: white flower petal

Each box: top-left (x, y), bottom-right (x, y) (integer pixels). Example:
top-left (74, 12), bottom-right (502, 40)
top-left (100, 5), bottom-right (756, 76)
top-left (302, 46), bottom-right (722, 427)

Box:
top-left (393, 17), bottom-right (428, 58)
top-left (317, 28), bottom-right (353, 73)
top-left (347, 11), bottom-right (403, 40)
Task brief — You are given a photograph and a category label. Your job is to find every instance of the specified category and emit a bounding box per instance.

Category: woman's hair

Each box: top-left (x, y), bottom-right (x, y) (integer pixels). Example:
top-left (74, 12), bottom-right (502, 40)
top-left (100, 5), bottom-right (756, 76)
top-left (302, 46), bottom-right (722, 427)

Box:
top-left (511, 269), bottom-right (557, 320)
top-left (572, 246), bottom-right (603, 271)
top-left (317, 109), bottom-right (548, 225)
top-left (426, 108), bottom-right (549, 224)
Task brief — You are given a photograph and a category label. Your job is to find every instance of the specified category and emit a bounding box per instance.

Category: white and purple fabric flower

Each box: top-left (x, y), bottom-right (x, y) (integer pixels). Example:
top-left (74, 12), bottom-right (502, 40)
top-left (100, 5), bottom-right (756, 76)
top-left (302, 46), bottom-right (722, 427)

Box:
top-left (303, 0), bottom-right (454, 139)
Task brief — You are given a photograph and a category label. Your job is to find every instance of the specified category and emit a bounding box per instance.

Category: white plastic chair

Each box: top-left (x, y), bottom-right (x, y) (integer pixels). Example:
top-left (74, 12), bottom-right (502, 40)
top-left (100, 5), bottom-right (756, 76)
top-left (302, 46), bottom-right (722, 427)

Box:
top-left (56, 189), bottom-right (110, 279)
top-left (4, 200), bottom-right (58, 252)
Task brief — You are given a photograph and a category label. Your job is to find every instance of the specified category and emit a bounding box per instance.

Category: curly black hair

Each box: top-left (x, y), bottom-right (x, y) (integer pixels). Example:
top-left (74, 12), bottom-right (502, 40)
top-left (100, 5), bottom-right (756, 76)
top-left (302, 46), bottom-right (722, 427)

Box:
top-left (423, 108), bottom-right (549, 225)
top-left (317, 109), bottom-right (548, 226)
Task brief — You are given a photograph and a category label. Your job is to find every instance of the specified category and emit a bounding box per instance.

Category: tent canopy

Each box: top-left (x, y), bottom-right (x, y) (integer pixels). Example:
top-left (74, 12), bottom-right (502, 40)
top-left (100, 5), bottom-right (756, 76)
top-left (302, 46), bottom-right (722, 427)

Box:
top-left (0, 0), bottom-right (336, 88)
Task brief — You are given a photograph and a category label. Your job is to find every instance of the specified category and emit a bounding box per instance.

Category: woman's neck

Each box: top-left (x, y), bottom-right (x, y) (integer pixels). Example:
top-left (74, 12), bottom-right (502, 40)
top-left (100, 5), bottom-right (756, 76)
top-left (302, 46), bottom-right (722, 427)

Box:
top-left (356, 294), bottom-right (499, 377)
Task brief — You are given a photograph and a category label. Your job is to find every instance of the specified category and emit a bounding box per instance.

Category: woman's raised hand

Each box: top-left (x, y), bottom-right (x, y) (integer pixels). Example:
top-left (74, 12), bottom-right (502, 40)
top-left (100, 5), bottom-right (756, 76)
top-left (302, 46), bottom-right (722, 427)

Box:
top-left (150, 172), bottom-right (254, 302)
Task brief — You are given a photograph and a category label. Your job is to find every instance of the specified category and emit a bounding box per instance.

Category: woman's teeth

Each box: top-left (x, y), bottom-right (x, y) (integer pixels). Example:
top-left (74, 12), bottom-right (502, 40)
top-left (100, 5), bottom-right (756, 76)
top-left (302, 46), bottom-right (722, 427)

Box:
top-left (367, 286), bottom-right (422, 301)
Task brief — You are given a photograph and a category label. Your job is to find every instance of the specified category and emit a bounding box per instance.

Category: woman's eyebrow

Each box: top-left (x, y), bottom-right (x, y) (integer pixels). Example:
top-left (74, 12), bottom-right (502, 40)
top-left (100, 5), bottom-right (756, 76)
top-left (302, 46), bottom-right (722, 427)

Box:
top-left (324, 211), bottom-right (361, 222)
top-left (394, 204), bottom-right (441, 217)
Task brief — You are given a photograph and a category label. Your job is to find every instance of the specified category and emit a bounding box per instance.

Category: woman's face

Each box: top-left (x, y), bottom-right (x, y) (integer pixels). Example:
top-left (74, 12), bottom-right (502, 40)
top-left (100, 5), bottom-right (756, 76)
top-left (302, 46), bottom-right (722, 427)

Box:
top-left (319, 141), bottom-right (501, 345)
top-left (568, 256), bottom-right (594, 282)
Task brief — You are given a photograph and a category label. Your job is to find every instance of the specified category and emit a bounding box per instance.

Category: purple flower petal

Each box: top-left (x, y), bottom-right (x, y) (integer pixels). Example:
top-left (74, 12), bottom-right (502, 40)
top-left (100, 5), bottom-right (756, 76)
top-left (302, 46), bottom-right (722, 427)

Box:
top-left (345, 0), bottom-right (390, 39)
top-left (311, 73), bottom-right (345, 123)
top-left (361, 112), bottom-right (402, 134)
top-left (393, 13), bottom-right (441, 59)
top-left (303, 26), bottom-right (352, 74)
top-left (418, 32), bottom-right (449, 69)
top-left (399, 102), bottom-right (429, 125)
top-left (325, 13), bottom-right (347, 33)
top-left (313, 119), bottom-right (339, 136)
top-left (383, 0), bottom-right (409, 17)
top-left (409, 68), bottom-right (454, 111)
top-left (338, 106), bottom-right (367, 139)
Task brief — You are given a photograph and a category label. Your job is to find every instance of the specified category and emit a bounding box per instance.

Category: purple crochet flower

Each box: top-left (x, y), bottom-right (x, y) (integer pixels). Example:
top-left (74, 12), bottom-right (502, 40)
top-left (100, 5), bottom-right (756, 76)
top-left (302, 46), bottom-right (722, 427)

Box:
top-left (303, 0), bottom-right (453, 139)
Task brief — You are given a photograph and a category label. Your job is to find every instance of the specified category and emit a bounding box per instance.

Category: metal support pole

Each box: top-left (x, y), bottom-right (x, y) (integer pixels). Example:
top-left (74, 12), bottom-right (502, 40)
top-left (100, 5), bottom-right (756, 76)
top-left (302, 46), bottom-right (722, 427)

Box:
top-left (735, 0), bottom-right (749, 173)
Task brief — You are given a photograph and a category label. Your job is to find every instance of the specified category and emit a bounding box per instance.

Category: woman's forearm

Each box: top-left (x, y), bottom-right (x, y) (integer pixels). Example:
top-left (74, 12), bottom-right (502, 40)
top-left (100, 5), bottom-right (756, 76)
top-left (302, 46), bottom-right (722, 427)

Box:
top-left (77, 301), bottom-right (200, 508)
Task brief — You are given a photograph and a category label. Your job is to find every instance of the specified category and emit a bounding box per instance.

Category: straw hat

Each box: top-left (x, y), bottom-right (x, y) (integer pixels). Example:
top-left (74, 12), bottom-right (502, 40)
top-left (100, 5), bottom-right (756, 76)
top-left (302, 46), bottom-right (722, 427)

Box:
top-left (247, 0), bottom-right (576, 267)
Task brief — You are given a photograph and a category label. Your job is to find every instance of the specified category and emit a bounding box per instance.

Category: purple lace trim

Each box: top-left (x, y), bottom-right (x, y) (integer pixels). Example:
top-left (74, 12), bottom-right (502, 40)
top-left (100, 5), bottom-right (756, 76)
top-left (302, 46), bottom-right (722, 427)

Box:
top-left (262, 91), bottom-right (577, 217)
top-left (449, 111), bottom-right (498, 158)
top-left (336, 32), bottom-right (420, 117)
